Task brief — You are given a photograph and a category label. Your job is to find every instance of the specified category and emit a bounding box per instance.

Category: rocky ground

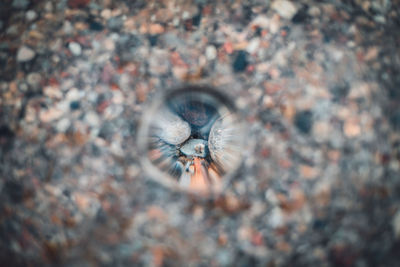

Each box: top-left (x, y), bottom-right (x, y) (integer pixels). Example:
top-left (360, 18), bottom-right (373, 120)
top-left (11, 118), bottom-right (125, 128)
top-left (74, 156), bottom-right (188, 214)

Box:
top-left (1, 0), bottom-right (400, 266)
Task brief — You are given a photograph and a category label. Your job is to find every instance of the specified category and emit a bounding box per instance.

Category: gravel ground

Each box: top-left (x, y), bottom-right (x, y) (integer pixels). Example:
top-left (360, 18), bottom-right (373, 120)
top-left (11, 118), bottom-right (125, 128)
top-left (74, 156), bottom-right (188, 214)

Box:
top-left (1, 0), bottom-right (400, 266)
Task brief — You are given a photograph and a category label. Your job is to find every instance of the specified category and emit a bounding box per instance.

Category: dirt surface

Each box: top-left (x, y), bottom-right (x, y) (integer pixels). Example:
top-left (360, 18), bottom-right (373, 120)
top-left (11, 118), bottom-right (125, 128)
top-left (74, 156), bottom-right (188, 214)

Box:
top-left (1, 0), bottom-right (400, 266)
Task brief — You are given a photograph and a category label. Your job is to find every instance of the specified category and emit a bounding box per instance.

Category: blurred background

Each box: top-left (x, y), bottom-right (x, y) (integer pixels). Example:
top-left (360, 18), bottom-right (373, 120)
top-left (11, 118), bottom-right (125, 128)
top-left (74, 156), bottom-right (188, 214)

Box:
top-left (1, 0), bottom-right (400, 266)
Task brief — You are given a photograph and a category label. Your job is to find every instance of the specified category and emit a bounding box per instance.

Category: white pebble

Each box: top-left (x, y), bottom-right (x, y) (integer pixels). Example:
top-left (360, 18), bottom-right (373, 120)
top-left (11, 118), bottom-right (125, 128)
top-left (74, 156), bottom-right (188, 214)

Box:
top-left (246, 38), bottom-right (260, 54)
top-left (205, 45), bottom-right (217, 60)
top-left (27, 72), bottom-right (41, 87)
top-left (26, 10), bottom-right (37, 21)
top-left (68, 42), bottom-right (82, 56)
top-left (56, 118), bottom-right (71, 132)
top-left (17, 46), bottom-right (35, 62)
top-left (269, 207), bottom-right (284, 228)
top-left (271, 0), bottom-right (298, 20)
top-left (66, 88), bottom-right (81, 101)
top-left (85, 111), bottom-right (100, 127)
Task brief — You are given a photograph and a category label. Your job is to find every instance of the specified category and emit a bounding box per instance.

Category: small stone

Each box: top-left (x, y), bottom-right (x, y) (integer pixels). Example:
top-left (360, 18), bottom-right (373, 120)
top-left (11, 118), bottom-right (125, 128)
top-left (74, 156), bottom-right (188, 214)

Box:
top-left (331, 82), bottom-right (350, 101)
top-left (269, 207), bottom-right (284, 228)
top-left (56, 118), bottom-right (71, 132)
top-left (246, 38), bottom-right (260, 54)
top-left (66, 88), bottom-right (81, 101)
top-left (294, 110), bottom-right (313, 134)
top-left (16, 46), bottom-right (35, 62)
top-left (44, 86), bottom-right (62, 99)
top-left (88, 19), bottom-right (104, 31)
top-left (63, 21), bottom-right (74, 35)
top-left (205, 45), bottom-right (217, 60)
top-left (148, 49), bottom-right (170, 75)
top-left (107, 17), bottom-right (123, 31)
top-left (313, 121), bottom-right (332, 141)
top-left (308, 6), bottom-right (321, 17)
top-left (69, 101), bottom-right (80, 110)
top-left (149, 23), bottom-right (164, 34)
top-left (364, 47), bottom-right (379, 61)
top-left (300, 165), bottom-right (318, 179)
top-left (251, 15), bottom-right (269, 28)
top-left (101, 9), bottom-right (111, 19)
top-left (26, 72), bottom-right (42, 89)
top-left (232, 50), bottom-right (248, 72)
top-left (26, 10), bottom-right (37, 21)
top-left (172, 66), bottom-right (187, 80)
top-left (344, 118), bottom-right (361, 137)
top-left (374, 15), bottom-right (386, 24)
top-left (85, 111), bottom-right (100, 127)
top-left (103, 38), bottom-right (115, 51)
top-left (148, 35), bottom-right (158, 47)
top-left (271, 0), bottom-right (298, 20)
top-left (68, 42), bottom-right (82, 56)
top-left (291, 6), bottom-right (308, 23)
top-left (40, 108), bottom-right (64, 123)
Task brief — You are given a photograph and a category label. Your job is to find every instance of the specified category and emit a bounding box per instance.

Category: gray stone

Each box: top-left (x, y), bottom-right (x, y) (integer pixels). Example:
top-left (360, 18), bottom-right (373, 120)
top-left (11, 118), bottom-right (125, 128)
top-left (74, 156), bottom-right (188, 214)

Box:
top-left (27, 72), bottom-right (42, 89)
top-left (17, 46), bottom-right (35, 62)
top-left (271, 0), bottom-right (298, 20)
top-left (107, 17), bottom-right (123, 31)
top-left (26, 10), bottom-right (37, 21)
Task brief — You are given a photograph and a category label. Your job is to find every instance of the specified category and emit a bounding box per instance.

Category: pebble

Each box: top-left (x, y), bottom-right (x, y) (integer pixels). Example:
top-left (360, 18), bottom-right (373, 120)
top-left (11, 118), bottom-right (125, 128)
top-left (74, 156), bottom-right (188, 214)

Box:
top-left (313, 121), bottom-right (332, 141)
top-left (344, 118), bottom-right (361, 137)
top-left (40, 108), bottom-right (64, 123)
top-left (16, 46), bottom-right (35, 62)
top-left (294, 110), bottom-right (313, 134)
top-left (205, 45), bottom-right (217, 60)
top-left (251, 15), bottom-right (270, 28)
top-left (66, 88), bottom-right (81, 101)
top-left (26, 72), bottom-right (42, 89)
top-left (148, 49), bottom-right (170, 75)
top-left (308, 6), bottom-right (321, 17)
top-left (269, 207), bottom-right (284, 228)
top-left (44, 86), bottom-right (63, 99)
top-left (70, 101), bottom-right (80, 110)
top-left (271, 0), bottom-right (298, 20)
top-left (101, 9), bottom-right (112, 19)
top-left (107, 17), bottom-right (123, 31)
top-left (300, 165), bottom-right (318, 179)
top-left (85, 111), bottom-right (100, 127)
top-left (56, 118), bottom-right (71, 132)
top-left (103, 38), bottom-right (116, 51)
top-left (232, 50), bottom-right (248, 72)
top-left (63, 21), bottom-right (74, 35)
top-left (26, 10), bottom-right (37, 21)
top-left (246, 38), bottom-right (260, 54)
top-left (68, 42), bottom-right (82, 56)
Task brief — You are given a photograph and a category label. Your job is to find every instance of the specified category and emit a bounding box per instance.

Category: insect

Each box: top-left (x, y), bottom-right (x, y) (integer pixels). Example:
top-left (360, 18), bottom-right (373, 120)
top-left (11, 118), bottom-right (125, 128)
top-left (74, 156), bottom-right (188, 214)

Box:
top-left (142, 86), bottom-right (244, 194)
